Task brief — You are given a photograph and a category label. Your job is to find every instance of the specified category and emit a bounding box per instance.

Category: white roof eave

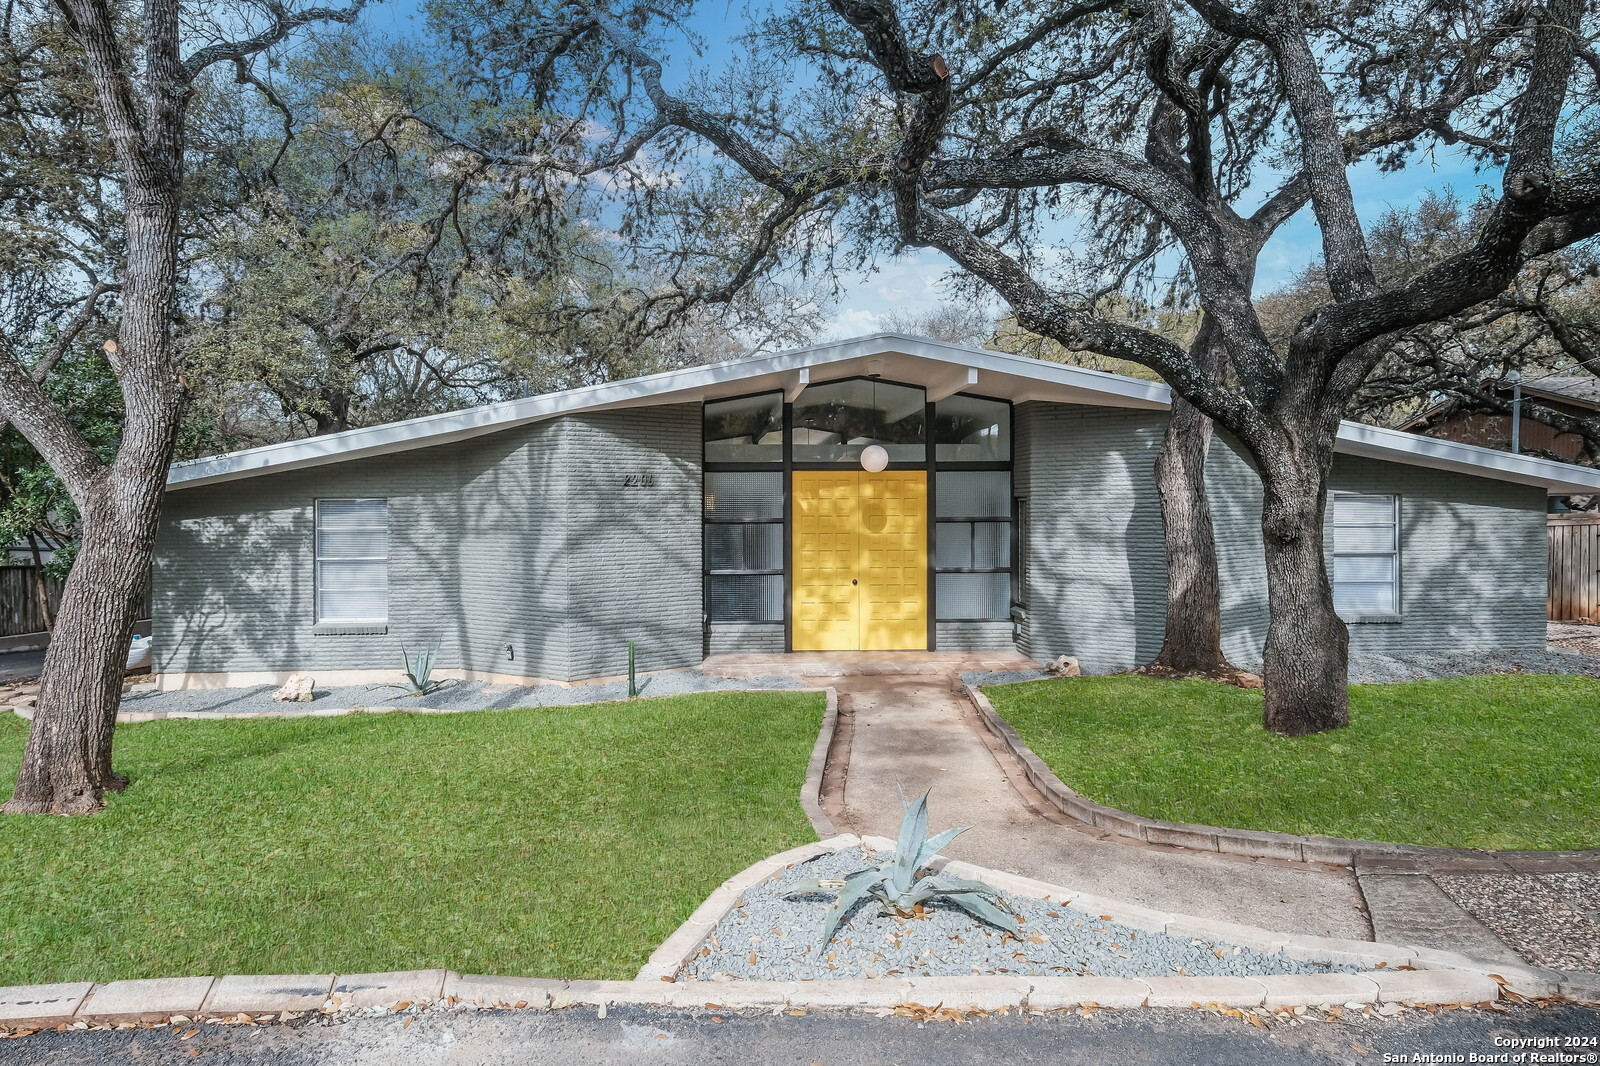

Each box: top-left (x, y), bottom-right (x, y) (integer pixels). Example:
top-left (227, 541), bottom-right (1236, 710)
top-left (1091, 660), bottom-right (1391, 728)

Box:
top-left (165, 332), bottom-right (1600, 495)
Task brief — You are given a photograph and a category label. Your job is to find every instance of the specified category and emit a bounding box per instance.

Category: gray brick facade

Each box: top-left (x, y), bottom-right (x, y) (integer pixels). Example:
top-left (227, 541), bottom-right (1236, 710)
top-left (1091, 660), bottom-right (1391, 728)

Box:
top-left (156, 395), bottom-right (1549, 682)
top-left (155, 405), bottom-right (702, 683)
top-left (1014, 401), bottom-right (1550, 672)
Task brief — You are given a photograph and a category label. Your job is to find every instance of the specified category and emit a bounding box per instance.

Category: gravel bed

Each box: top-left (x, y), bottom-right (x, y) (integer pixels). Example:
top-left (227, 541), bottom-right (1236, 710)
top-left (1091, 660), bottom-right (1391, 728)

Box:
top-left (969, 646), bottom-right (1600, 691)
top-left (1435, 872), bottom-right (1600, 974)
top-left (120, 669), bottom-right (801, 716)
top-left (682, 846), bottom-right (1360, 982)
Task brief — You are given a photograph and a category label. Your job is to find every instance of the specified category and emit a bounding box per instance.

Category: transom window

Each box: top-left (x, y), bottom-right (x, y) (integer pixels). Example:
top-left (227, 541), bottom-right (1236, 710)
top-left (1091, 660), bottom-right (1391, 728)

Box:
top-left (703, 392), bottom-right (783, 463)
top-left (315, 499), bottom-right (388, 623)
top-left (1331, 494), bottom-right (1400, 615)
top-left (791, 378), bottom-right (926, 463)
top-left (934, 394), bottom-right (1011, 462)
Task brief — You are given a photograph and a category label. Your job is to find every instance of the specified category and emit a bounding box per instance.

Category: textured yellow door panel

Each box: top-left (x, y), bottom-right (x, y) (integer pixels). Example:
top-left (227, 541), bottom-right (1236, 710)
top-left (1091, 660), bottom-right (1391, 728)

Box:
top-left (792, 471), bottom-right (861, 651)
top-left (858, 471), bottom-right (928, 651)
top-left (791, 469), bottom-right (928, 652)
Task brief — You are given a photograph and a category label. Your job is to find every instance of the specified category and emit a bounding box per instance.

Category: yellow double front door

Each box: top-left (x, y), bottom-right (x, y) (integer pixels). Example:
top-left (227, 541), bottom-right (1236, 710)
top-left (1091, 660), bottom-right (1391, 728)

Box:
top-left (792, 470), bottom-right (928, 651)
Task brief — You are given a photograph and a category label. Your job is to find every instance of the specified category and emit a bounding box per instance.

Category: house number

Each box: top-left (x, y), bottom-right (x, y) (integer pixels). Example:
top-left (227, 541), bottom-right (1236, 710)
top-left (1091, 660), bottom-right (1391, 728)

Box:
top-left (621, 473), bottom-right (657, 488)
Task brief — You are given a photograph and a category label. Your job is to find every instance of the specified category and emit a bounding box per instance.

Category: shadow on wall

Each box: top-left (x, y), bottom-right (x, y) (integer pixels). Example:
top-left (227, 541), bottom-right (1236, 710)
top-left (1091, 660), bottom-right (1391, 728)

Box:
top-left (154, 447), bottom-right (469, 678)
top-left (557, 413), bottom-right (703, 680)
top-left (1029, 408), bottom-right (1168, 673)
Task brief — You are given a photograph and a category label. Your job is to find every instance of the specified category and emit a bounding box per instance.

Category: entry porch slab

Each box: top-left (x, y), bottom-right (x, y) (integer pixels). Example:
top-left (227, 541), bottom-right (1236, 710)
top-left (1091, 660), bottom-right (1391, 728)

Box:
top-left (701, 651), bottom-right (1041, 677)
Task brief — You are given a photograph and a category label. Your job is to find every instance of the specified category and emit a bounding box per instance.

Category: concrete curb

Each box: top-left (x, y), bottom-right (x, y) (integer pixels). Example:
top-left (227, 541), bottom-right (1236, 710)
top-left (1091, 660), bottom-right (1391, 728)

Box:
top-left (800, 688), bottom-right (840, 838)
top-left (966, 683), bottom-right (1600, 872)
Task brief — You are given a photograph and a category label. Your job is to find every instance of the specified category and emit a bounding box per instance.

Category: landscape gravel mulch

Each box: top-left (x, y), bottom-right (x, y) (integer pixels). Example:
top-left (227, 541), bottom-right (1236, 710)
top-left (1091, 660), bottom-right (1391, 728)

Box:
top-left (681, 845), bottom-right (1362, 982)
top-left (964, 646), bottom-right (1600, 691)
top-left (1435, 872), bottom-right (1600, 974)
top-left (118, 669), bottom-right (801, 716)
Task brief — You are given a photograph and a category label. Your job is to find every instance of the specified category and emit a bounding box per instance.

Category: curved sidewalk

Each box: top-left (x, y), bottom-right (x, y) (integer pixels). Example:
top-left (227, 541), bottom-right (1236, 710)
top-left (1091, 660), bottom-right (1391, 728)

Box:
top-left (822, 672), bottom-right (1374, 940)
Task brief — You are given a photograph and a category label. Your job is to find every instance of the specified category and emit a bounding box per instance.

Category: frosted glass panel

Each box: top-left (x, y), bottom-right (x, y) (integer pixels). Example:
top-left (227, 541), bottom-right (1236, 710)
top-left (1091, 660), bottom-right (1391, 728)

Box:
top-left (935, 396), bottom-right (1010, 461)
top-left (937, 522), bottom-right (1010, 569)
top-left (705, 471), bottom-right (783, 520)
top-left (706, 524), bottom-right (783, 571)
top-left (936, 471), bottom-right (1011, 518)
top-left (709, 574), bottom-right (784, 622)
top-left (936, 523), bottom-right (972, 569)
top-left (704, 393), bottom-right (783, 462)
top-left (972, 522), bottom-right (1010, 568)
top-left (937, 572), bottom-right (1010, 620)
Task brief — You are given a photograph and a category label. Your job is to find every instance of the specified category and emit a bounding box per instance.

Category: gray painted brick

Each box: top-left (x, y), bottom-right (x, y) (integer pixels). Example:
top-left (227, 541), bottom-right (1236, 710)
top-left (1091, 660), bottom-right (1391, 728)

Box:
top-left (155, 406), bottom-right (702, 683)
top-left (1015, 402), bottom-right (1548, 671)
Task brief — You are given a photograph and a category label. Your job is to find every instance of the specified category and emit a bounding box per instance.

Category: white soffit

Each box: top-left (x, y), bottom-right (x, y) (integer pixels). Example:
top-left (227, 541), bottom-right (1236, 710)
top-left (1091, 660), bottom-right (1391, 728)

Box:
top-left (166, 332), bottom-right (1600, 494)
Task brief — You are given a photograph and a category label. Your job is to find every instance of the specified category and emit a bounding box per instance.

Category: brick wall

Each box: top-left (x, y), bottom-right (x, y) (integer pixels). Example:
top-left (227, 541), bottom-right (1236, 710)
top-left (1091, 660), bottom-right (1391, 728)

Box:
top-left (155, 404), bottom-right (703, 682)
top-left (1014, 401), bottom-right (1550, 672)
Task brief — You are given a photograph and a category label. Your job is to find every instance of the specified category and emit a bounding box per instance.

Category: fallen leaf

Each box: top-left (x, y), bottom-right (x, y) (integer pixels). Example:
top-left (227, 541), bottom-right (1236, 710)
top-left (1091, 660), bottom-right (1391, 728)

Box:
top-left (180, 1030), bottom-right (199, 1040)
top-left (402, 1018), bottom-right (413, 1030)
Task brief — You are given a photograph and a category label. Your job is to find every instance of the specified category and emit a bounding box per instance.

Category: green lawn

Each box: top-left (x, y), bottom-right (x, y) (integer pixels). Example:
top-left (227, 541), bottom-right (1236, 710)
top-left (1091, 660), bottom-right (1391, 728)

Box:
top-left (0, 691), bottom-right (823, 986)
top-left (984, 674), bottom-right (1600, 851)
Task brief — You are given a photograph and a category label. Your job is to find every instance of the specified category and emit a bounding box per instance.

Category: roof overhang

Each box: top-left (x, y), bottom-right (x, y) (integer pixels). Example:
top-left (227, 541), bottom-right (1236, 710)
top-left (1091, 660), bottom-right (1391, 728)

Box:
top-left (167, 332), bottom-right (1600, 495)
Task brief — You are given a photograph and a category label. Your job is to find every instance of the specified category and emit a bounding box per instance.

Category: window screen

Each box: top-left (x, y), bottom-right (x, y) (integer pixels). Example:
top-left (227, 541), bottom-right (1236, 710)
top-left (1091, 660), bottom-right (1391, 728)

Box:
top-left (315, 499), bottom-right (388, 623)
top-left (1332, 494), bottom-right (1399, 614)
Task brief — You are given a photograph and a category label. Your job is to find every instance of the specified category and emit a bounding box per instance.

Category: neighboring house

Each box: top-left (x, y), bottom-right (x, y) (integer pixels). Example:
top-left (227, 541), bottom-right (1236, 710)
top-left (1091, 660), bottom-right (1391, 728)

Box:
top-left (152, 334), bottom-right (1600, 687)
top-left (1399, 375), bottom-right (1600, 466)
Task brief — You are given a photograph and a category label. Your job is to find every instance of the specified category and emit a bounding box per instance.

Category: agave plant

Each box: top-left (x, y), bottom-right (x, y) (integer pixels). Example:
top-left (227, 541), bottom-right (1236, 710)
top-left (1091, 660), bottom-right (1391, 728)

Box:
top-left (375, 645), bottom-right (445, 697)
top-left (785, 792), bottom-right (1020, 947)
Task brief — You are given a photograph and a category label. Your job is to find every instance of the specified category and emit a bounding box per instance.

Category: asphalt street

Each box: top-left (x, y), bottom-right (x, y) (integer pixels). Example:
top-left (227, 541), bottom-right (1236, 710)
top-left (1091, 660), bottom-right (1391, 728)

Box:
top-left (2, 1004), bottom-right (1597, 1066)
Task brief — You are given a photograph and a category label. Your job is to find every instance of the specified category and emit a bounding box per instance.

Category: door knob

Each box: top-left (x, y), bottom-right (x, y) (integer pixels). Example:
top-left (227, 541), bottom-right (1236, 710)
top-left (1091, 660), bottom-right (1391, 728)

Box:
top-left (852, 579), bottom-right (858, 585)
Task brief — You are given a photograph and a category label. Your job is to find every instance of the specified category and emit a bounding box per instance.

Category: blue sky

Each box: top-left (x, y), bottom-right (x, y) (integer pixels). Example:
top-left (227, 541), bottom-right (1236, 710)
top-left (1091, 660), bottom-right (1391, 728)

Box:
top-left (359, 0), bottom-right (1489, 338)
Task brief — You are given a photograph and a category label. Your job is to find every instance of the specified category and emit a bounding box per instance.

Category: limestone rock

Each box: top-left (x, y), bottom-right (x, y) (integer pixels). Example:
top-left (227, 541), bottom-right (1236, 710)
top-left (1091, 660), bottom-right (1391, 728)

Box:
top-left (272, 674), bottom-right (315, 703)
top-left (1047, 655), bottom-right (1081, 677)
top-left (1233, 672), bottom-right (1265, 690)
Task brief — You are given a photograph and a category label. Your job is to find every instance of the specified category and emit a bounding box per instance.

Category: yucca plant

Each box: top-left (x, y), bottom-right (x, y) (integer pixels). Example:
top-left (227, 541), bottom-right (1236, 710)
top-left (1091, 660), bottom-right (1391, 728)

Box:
top-left (785, 792), bottom-right (1020, 946)
top-left (375, 645), bottom-right (445, 697)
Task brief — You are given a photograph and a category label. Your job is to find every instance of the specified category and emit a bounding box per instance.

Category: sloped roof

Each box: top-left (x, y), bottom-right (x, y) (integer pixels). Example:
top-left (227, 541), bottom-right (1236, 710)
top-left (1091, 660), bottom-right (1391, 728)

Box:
top-left (167, 333), bottom-right (1600, 494)
top-left (1522, 375), bottom-right (1600, 408)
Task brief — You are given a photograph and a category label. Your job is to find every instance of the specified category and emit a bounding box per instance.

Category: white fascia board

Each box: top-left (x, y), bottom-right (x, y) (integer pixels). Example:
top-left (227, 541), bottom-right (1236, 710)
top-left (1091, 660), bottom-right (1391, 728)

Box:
top-left (164, 330), bottom-right (1600, 494)
top-left (166, 333), bottom-right (1167, 489)
top-left (1332, 420), bottom-right (1600, 493)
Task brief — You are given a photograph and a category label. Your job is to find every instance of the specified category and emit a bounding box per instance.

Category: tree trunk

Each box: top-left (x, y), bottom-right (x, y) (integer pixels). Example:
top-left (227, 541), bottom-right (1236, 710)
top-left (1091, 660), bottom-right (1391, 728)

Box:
top-left (2, 490), bottom-right (160, 813)
top-left (1141, 316), bottom-right (1239, 680)
top-left (3, 114), bottom-right (184, 814)
top-left (1142, 394), bottom-right (1239, 677)
top-left (1257, 438), bottom-right (1350, 735)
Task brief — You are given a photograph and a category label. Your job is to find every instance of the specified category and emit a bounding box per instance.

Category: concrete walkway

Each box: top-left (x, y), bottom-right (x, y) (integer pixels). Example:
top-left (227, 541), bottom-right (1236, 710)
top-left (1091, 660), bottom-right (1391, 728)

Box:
top-left (824, 673), bottom-right (1375, 940)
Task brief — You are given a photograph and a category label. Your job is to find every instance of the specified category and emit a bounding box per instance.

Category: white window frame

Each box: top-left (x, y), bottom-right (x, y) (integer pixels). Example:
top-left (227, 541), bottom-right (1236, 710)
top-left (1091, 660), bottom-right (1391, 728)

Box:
top-left (314, 498), bottom-right (389, 625)
top-left (1331, 493), bottom-right (1401, 620)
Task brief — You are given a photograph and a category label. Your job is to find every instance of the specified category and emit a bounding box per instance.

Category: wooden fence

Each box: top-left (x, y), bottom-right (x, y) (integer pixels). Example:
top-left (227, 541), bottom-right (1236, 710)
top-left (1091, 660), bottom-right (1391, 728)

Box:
top-left (1549, 515), bottom-right (1600, 623)
top-left (0, 564), bottom-right (152, 638)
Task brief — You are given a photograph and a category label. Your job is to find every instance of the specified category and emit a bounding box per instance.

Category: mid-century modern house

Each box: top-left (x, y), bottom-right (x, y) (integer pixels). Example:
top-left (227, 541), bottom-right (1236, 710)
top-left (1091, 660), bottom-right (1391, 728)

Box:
top-left (152, 334), bottom-right (1600, 688)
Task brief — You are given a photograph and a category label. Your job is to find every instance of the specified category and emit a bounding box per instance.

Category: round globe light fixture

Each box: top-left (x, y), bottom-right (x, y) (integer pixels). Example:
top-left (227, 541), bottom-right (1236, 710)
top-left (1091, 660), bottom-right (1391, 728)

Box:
top-left (860, 444), bottom-right (889, 473)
